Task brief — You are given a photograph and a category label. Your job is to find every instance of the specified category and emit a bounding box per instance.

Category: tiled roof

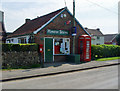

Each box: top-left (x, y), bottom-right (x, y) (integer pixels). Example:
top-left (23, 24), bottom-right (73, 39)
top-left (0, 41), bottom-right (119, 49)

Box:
top-left (104, 34), bottom-right (118, 42)
top-left (8, 8), bottom-right (65, 37)
top-left (85, 28), bottom-right (103, 36)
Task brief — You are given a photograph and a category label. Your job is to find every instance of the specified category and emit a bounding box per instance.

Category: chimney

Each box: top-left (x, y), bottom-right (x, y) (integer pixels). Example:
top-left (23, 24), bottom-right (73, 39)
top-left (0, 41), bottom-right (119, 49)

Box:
top-left (25, 18), bottom-right (31, 23)
top-left (96, 28), bottom-right (100, 31)
top-left (84, 27), bottom-right (88, 30)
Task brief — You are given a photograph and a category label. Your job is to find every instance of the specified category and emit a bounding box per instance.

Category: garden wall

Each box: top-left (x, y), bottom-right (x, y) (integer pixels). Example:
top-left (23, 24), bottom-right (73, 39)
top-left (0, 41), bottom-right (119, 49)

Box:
top-left (2, 51), bottom-right (40, 69)
top-left (1, 43), bottom-right (41, 69)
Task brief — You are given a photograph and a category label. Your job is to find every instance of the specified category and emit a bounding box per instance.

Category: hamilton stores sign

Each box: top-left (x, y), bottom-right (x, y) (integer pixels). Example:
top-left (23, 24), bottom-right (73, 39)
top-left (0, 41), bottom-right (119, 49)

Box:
top-left (47, 29), bottom-right (69, 35)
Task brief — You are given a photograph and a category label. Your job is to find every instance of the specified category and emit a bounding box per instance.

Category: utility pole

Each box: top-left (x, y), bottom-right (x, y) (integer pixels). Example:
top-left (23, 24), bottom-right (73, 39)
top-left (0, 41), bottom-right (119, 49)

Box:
top-left (73, 0), bottom-right (75, 27)
top-left (72, 0), bottom-right (76, 54)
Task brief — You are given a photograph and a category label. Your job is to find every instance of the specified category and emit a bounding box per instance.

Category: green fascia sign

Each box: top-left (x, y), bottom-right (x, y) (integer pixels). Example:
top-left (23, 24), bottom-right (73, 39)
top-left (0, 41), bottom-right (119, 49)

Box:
top-left (47, 29), bottom-right (69, 35)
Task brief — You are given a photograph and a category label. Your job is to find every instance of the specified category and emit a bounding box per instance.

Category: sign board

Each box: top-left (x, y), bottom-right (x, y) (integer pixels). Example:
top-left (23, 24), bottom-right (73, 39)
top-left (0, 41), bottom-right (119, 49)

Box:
top-left (47, 29), bottom-right (69, 35)
top-left (72, 27), bottom-right (77, 36)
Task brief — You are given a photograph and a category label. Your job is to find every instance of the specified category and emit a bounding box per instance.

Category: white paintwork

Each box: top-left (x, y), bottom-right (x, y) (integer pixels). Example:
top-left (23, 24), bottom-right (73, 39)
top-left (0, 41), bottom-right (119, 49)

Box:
top-left (6, 35), bottom-right (30, 44)
top-left (91, 36), bottom-right (104, 45)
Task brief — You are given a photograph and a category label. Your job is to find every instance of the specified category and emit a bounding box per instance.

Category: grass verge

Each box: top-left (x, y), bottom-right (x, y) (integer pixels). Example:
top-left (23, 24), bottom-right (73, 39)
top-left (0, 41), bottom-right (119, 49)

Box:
top-left (96, 57), bottom-right (120, 61)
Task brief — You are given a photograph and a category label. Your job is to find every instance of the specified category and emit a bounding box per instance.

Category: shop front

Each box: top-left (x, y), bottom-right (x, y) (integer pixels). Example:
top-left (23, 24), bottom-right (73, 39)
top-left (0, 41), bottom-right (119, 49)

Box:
top-left (43, 29), bottom-right (71, 62)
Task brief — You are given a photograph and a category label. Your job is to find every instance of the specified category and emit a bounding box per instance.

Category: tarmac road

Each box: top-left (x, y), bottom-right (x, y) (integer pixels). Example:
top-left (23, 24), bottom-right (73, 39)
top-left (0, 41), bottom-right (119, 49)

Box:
top-left (2, 65), bottom-right (118, 89)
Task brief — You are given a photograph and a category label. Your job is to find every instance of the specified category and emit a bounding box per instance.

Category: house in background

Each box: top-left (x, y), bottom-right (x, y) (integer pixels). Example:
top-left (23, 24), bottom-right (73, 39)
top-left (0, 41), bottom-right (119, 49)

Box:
top-left (104, 34), bottom-right (118, 45)
top-left (85, 28), bottom-right (104, 45)
top-left (0, 11), bottom-right (6, 43)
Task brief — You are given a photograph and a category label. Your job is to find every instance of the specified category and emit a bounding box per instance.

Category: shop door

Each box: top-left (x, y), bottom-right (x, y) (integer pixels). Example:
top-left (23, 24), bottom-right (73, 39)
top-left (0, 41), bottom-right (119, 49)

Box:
top-left (45, 38), bottom-right (53, 62)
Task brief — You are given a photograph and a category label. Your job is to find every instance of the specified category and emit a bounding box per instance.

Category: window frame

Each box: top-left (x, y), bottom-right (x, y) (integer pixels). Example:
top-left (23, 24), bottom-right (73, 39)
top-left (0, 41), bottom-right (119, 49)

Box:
top-left (53, 38), bottom-right (70, 55)
top-left (18, 37), bottom-right (27, 44)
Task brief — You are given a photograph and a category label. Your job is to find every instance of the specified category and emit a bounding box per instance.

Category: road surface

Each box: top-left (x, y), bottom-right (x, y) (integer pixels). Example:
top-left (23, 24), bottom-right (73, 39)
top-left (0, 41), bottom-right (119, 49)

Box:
top-left (2, 65), bottom-right (118, 89)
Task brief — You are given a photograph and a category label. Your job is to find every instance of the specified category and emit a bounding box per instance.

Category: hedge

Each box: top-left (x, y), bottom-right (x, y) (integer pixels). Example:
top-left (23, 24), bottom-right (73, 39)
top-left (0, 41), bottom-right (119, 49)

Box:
top-left (1, 44), bottom-right (120, 59)
top-left (91, 44), bottom-right (120, 60)
top-left (1, 43), bottom-right (39, 52)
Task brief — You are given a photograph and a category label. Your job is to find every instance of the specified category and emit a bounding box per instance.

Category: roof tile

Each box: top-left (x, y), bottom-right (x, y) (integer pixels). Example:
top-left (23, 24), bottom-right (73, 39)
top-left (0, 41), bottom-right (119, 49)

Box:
top-left (8, 8), bottom-right (65, 37)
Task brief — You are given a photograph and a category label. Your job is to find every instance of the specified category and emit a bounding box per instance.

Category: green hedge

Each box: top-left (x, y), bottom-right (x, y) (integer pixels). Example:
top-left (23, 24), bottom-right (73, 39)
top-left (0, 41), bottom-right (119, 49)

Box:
top-left (91, 44), bottom-right (120, 60)
top-left (2, 43), bottom-right (39, 52)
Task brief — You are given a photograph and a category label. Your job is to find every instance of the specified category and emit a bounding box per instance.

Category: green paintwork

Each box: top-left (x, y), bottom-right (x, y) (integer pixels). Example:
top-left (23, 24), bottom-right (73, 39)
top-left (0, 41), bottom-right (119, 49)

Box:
top-left (66, 54), bottom-right (80, 64)
top-left (45, 38), bottom-right (53, 62)
top-left (47, 29), bottom-right (69, 35)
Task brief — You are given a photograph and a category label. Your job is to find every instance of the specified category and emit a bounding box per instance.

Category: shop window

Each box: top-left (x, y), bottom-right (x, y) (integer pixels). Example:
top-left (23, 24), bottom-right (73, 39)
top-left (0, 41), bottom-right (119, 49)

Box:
top-left (54, 38), bottom-right (70, 55)
top-left (18, 37), bottom-right (27, 44)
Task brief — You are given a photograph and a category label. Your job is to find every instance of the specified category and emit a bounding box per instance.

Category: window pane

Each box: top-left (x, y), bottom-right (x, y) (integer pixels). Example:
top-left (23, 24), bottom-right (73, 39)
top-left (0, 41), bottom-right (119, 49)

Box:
top-left (54, 38), bottom-right (70, 55)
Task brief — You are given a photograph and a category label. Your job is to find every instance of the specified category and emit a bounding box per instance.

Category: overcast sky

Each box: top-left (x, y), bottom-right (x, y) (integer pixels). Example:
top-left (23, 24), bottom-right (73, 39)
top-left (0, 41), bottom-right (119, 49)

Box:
top-left (0, 0), bottom-right (119, 34)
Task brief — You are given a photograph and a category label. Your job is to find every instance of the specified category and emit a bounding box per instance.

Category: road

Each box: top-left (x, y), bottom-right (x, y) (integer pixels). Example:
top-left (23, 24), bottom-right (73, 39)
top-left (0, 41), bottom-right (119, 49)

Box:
top-left (2, 65), bottom-right (118, 89)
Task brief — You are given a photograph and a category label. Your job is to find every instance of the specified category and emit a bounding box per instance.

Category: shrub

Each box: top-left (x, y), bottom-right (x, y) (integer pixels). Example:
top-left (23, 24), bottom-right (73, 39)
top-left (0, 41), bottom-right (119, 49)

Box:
top-left (2, 43), bottom-right (39, 52)
top-left (116, 33), bottom-right (120, 45)
top-left (91, 44), bottom-right (120, 60)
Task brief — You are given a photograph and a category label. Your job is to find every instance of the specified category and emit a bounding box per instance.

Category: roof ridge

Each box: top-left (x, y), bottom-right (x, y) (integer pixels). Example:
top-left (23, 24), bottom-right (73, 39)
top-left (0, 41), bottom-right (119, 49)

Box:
top-left (31, 7), bottom-right (65, 21)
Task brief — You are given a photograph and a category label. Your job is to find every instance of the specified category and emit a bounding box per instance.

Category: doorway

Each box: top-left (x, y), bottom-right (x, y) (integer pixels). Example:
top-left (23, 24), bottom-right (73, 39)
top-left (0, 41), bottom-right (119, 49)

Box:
top-left (45, 38), bottom-right (53, 62)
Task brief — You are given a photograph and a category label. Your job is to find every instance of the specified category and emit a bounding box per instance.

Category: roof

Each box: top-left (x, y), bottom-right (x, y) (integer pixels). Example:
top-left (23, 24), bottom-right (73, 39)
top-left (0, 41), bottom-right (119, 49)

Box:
top-left (8, 8), bottom-right (65, 37)
top-left (6, 32), bottom-right (13, 36)
top-left (8, 7), bottom-right (90, 38)
top-left (85, 28), bottom-right (103, 36)
top-left (104, 34), bottom-right (118, 42)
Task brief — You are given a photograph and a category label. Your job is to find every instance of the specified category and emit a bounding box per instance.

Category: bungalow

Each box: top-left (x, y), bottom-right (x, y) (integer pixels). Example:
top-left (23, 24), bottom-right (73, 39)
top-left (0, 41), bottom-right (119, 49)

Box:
top-left (6, 7), bottom-right (90, 62)
top-left (85, 28), bottom-right (104, 45)
top-left (104, 34), bottom-right (118, 45)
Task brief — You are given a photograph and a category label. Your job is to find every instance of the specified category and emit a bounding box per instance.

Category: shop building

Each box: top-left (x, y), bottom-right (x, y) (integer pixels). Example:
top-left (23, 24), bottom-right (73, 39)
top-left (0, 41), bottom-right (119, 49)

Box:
top-left (6, 7), bottom-right (90, 62)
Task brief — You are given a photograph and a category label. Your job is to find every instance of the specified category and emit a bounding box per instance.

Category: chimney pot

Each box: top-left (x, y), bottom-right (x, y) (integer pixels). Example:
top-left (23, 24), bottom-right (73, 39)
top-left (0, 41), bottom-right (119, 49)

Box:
top-left (25, 19), bottom-right (31, 23)
top-left (85, 27), bottom-right (88, 30)
top-left (97, 28), bottom-right (100, 31)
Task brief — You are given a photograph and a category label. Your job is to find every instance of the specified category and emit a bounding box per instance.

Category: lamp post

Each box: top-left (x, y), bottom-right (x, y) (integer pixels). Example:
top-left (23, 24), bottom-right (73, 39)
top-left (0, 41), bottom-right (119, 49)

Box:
top-left (72, 0), bottom-right (76, 54)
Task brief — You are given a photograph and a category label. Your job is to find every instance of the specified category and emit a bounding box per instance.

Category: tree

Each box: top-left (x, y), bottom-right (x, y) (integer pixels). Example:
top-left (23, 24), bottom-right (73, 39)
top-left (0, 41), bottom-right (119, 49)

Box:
top-left (116, 33), bottom-right (120, 45)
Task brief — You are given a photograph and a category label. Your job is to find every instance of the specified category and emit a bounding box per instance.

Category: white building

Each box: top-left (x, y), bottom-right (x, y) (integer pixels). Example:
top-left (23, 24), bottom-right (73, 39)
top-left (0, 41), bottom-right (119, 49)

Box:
top-left (85, 28), bottom-right (104, 45)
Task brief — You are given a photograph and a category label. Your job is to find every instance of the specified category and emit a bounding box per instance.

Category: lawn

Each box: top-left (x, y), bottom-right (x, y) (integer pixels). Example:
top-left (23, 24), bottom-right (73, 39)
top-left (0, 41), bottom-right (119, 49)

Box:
top-left (96, 57), bottom-right (120, 61)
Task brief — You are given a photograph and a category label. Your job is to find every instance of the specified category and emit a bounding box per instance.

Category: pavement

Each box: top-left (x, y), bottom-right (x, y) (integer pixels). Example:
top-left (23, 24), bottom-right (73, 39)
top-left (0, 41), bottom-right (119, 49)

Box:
top-left (1, 59), bottom-right (120, 82)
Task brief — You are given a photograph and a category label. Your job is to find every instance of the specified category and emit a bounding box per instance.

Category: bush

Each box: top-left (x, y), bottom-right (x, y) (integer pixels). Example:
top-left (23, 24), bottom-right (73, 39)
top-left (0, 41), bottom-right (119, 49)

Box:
top-left (91, 44), bottom-right (120, 60)
top-left (116, 33), bottom-right (120, 45)
top-left (2, 43), bottom-right (39, 52)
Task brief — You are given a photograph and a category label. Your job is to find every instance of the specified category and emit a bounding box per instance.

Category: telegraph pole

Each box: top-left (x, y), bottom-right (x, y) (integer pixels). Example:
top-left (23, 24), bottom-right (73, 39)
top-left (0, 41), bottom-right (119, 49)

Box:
top-left (72, 0), bottom-right (76, 54)
top-left (73, 0), bottom-right (75, 27)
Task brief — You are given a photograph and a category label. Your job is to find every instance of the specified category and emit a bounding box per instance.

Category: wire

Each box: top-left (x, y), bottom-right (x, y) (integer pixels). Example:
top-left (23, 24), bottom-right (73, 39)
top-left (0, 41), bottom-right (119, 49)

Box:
top-left (85, 0), bottom-right (118, 15)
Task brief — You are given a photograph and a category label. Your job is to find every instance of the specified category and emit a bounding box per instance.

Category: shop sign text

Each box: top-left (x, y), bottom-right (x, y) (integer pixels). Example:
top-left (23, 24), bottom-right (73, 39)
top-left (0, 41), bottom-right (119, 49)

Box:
top-left (47, 29), bottom-right (69, 35)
